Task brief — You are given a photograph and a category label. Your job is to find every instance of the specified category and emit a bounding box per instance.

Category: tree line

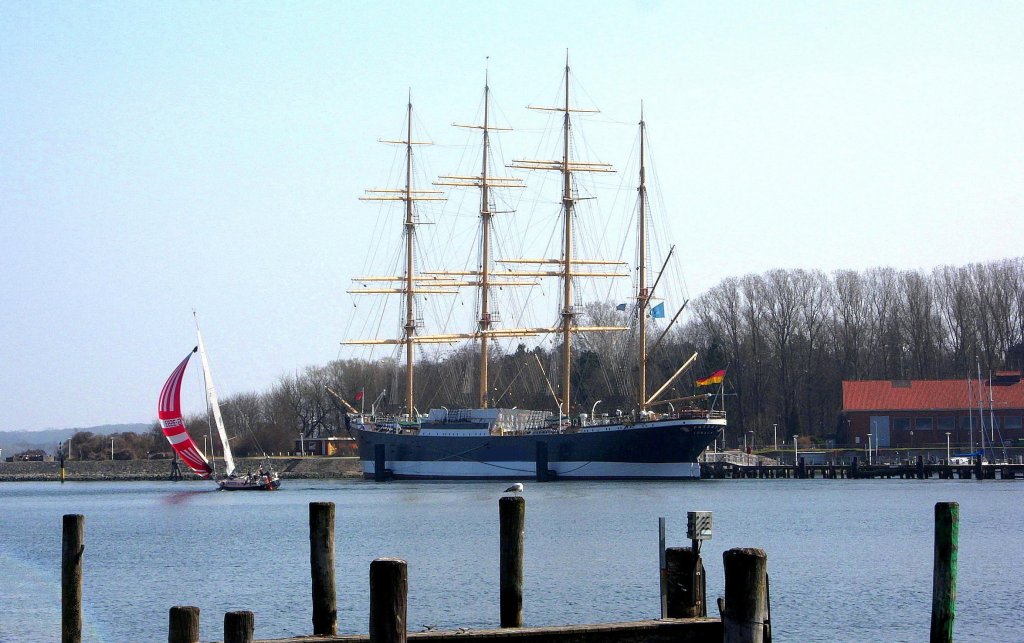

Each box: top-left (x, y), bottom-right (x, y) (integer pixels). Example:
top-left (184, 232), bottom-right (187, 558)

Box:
top-left (44, 257), bottom-right (1021, 460)
top-left (684, 258), bottom-right (1024, 447)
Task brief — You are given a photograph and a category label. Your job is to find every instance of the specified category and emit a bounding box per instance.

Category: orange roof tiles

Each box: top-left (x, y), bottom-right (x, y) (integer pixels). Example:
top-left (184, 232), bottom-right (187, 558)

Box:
top-left (842, 379), bottom-right (1024, 412)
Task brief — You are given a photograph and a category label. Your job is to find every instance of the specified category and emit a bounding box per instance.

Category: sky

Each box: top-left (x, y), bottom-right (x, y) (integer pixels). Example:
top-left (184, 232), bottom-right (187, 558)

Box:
top-left (2, 1), bottom-right (1022, 431)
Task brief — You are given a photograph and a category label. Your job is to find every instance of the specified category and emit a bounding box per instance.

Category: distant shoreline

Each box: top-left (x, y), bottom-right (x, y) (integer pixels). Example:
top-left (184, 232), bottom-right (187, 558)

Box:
top-left (0, 456), bottom-right (363, 482)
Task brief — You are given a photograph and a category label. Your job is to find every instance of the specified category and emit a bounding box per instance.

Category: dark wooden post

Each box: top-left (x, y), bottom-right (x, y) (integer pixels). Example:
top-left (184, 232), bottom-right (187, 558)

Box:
top-left (930, 502), bottom-right (958, 643)
top-left (798, 457), bottom-right (807, 479)
top-left (665, 547), bottom-right (705, 618)
top-left (973, 455), bottom-right (983, 481)
top-left (499, 495), bottom-right (525, 627)
top-left (62, 514), bottom-right (84, 643)
top-left (369, 557), bottom-right (407, 643)
top-left (224, 610), bottom-right (255, 643)
top-left (168, 606), bottom-right (200, 643)
top-left (722, 548), bottom-right (768, 643)
top-left (851, 456), bottom-right (859, 479)
top-left (309, 501), bottom-right (337, 636)
top-left (535, 442), bottom-right (550, 482)
top-left (374, 443), bottom-right (387, 482)
top-left (917, 455), bottom-right (926, 479)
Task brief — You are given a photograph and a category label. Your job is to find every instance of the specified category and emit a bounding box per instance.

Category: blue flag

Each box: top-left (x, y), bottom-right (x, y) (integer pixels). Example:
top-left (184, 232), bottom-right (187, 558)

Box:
top-left (650, 302), bottom-right (665, 318)
top-left (615, 303), bottom-right (627, 312)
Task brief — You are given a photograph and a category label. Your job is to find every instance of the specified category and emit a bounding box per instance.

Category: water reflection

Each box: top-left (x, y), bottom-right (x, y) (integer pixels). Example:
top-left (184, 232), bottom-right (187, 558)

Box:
top-left (160, 489), bottom-right (216, 505)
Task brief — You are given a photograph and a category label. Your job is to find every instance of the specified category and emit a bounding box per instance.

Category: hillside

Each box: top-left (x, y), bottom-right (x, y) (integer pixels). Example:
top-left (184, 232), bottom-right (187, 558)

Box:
top-left (0, 423), bottom-right (149, 455)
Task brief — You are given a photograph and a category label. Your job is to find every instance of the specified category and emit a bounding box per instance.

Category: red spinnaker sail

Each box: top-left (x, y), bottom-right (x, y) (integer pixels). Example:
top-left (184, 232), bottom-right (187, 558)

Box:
top-left (158, 349), bottom-right (214, 479)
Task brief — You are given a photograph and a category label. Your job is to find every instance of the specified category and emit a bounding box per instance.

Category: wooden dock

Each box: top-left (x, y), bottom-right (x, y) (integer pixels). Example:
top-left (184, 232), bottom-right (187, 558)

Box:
top-left (701, 457), bottom-right (1024, 480)
top-left (58, 502), bottom-right (770, 643)
top-left (56, 497), bottom-right (966, 643)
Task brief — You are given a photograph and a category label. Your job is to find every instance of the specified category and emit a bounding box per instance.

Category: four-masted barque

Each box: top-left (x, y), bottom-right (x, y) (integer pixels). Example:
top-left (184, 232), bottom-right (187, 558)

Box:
top-left (343, 60), bottom-right (726, 480)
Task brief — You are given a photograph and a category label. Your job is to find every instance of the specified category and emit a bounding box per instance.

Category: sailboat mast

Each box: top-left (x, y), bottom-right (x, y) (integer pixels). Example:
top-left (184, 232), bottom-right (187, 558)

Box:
top-left (637, 107), bottom-right (649, 412)
top-left (478, 76), bottom-right (493, 409)
top-left (404, 96), bottom-right (416, 418)
top-left (977, 357), bottom-right (986, 457)
top-left (560, 59), bottom-right (575, 416)
top-left (194, 318), bottom-right (235, 477)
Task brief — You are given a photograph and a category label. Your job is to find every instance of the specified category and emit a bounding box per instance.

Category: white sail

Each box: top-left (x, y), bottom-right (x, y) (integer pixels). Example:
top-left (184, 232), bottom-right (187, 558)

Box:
top-left (195, 322), bottom-right (236, 477)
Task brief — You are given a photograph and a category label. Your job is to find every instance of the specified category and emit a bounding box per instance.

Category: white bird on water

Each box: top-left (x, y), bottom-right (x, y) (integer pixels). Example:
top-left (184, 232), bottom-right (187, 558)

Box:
top-left (504, 482), bottom-right (524, 494)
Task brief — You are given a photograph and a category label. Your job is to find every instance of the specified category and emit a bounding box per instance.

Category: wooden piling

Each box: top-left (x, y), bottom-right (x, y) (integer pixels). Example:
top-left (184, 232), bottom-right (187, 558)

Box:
top-left (168, 606), bottom-right (200, 643)
top-left (224, 610), bottom-right (255, 643)
top-left (62, 514), bottom-right (84, 643)
top-left (499, 495), bottom-right (525, 628)
top-left (374, 444), bottom-right (387, 482)
top-left (309, 501), bottom-right (337, 636)
top-left (369, 557), bottom-right (407, 643)
top-left (917, 455), bottom-right (926, 480)
top-left (535, 442), bottom-right (550, 482)
top-left (658, 518), bottom-right (667, 618)
top-left (973, 456), bottom-right (983, 481)
top-left (930, 502), bottom-right (958, 643)
top-left (665, 547), bottom-right (706, 618)
top-left (722, 548), bottom-right (768, 643)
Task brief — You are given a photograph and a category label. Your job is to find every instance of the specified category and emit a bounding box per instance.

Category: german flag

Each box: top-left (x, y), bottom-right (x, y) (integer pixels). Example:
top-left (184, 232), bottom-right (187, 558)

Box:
top-left (696, 369), bottom-right (726, 387)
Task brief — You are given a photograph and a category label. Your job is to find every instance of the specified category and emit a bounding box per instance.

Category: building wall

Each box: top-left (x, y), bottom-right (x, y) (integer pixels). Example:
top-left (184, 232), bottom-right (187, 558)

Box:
top-left (848, 410), bottom-right (1024, 449)
top-left (294, 437), bottom-right (358, 456)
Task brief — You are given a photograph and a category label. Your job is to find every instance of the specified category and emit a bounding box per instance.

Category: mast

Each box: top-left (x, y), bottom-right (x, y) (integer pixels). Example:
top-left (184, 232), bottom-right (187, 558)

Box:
top-left (559, 59), bottom-right (574, 416)
top-left (637, 105), bottom-right (649, 412)
top-left (347, 94), bottom-right (445, 420)
top-left (477, 76), bottom-right (495, 408)
top-left (988, 369), bottom-right (995, 450)
top-left (194, 314), bottom-right (235, 477)
top-left (509, 56), bottom-right (622, 417)
top-left (435, 71), bottom-right (528, 409)
top-left (967, 376), bottom-right (975, 455)
top-left (977, 357), bottom-right (986, 457)
top-left (403, 96), bottom-right (416, 418)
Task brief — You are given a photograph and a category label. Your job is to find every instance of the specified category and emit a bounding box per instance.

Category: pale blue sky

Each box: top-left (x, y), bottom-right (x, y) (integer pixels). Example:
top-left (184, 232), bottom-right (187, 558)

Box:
top-left (2, 2), bottom-right (1022, 430)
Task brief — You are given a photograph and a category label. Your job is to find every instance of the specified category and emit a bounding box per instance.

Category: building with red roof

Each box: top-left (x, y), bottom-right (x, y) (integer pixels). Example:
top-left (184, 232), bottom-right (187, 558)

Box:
top-left (841, 373), bottom-right (1024, 449)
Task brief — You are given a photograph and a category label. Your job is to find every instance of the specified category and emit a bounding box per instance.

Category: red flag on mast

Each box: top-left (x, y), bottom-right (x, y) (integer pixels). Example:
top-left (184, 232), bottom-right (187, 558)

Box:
top-left (696, 369), bottom-right (726, 387)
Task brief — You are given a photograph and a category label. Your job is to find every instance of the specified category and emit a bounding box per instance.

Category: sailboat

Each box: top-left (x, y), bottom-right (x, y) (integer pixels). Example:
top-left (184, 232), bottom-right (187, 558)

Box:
top-left (342, 61), bottom-right (726, 480)
top-left (157, 321), bottom-right (281, 490)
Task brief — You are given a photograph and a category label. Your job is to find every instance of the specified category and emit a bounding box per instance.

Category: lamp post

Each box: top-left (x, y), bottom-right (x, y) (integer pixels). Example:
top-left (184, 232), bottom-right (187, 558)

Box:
top-left (111, 438), bottom-right (114, 460)
top-left (945, 431), bottom-right (951, 462)
top-left (910, 430), bottom-right (914, 451)
top-left (299, 432), bottom-right (304, 456)
top-left (867, 433), bottom-right (872, 465)
top-left (743, 432), bottom-right (747, 452)
top-left (793, 434), bottom-right (799, 466)
top-left (747, 430), bottom-right (754, 453)
top-left (773, 423), bottom-right (778, 452)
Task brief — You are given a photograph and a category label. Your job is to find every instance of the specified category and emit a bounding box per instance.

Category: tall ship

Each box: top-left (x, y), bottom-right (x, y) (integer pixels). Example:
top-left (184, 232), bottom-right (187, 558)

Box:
top-left (343, 61), bottom-right (726, 480)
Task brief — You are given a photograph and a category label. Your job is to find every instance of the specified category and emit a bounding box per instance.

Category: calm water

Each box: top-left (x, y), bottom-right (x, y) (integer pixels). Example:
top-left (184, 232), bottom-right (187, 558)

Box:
top-left (1, 478), bottom-right (1021, 642)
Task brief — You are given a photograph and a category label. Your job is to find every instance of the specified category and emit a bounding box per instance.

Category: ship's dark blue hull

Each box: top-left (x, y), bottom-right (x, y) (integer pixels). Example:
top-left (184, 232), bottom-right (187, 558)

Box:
top-left (353, 418), bottom-right (724, 480)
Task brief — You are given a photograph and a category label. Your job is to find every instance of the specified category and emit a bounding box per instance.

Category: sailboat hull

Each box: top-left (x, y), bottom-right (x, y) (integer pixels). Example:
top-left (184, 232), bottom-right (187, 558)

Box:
top-left (217, 476), bottom-right (281, 491)
top-left (353, 417), bottom-right (723, 480)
